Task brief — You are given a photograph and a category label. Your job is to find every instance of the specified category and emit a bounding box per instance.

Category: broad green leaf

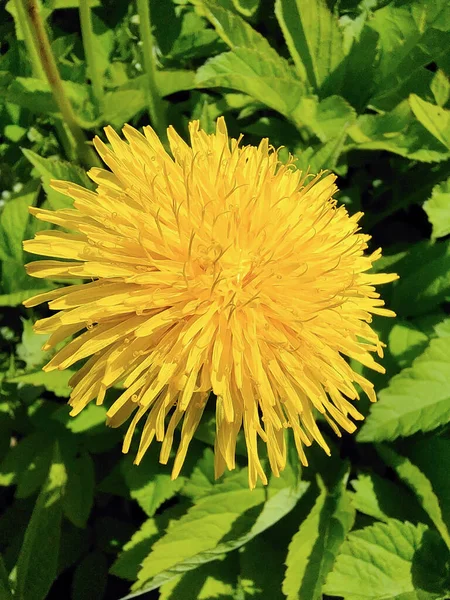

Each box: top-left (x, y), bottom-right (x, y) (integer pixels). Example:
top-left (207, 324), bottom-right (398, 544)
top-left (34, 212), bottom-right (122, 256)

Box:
top-left (8, 370), bottom-right (73, 398)
top-left (347, 100), bottom-right (450, 163)
top-left (15, 443), bottom-right (53, 500)
top-left (324, 519), bottom-right (450, 600)
top-left (388, 320), bottom-right (429, 368)
top-left (159, 554), bottom-right (238, 600)
top-left (368, 0), bottom-right (450, 111)
top-left (131, 469), bottom-right (309, 594)
top-left (122, 451), bottom-right (185, 518)
top-left (22, 149), bottom-right (94, 210)
top-left (424, 176), bottom-right (450, 240)
top-left (390, 241), bottom-right (450, 316)
top-left (0, 186), bottom-right (39, 262)
top-left (232, 0), bottom-right (259, 17)
top-left (410, 94), bottom-right (450, 150)
top-left (71, 551), bottom-right (108, 600)
top-left (282, 469), bottom-right (355, 600)
top-left (291, 95), bottom-right (356, 142)
top-left (15, 444), bottom-right (67, 600)
top-left (0, 432), bottom-right (49, 488)
top-left (350, 472), bottom-right (428, 524)
top-left (16, 318), bottom-right (50, 370)
top-left (61, 404), bottom-right (107, 435)
top-left (431, 70), bottom-right (450, 107)
top-left (63, 453), bottom-right (95, 528)
top-left (378, 444), bottom-right (450, 550)
top-left (358, 336), bottom-right (450, 442)
top-left (274, 0), bottom-right (345, 91)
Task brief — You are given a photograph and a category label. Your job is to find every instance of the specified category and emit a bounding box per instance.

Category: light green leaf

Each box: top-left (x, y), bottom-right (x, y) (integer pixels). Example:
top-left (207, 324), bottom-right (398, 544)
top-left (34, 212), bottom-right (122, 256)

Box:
top-left (159, 555), bottom-right (237, 600)
top-left (62, 404), bottom-right (107, 435)
top-left (431, 70), bottom-right (450, 107)
top-left (8, 370), bottom-right (73, 398)
top-left (0, 186), bottom-right (39, 262)
top-left (282, 468), bottom-right (355, 600)
top-left (63, 453), bottom-right (95, 528)
top-left (22, 149), bottom-right (94, 210)
top-left (324, 519), bottom-right (450, 600)
top-left (122, 451), bottom-right (184, 518)
top-left (424, 176), bottom-right (450, 240)
top-left (350, 472), bottom-right (427, 524)
top-left (347, 100), bottom-right (450, 162)
top-left (390, 240), bottom-right (450, 316)
top-left (388, 320), bottom-right (429, 368)
top-left (131, 470), bottom-right (309, 594)
top-left (71, 551), bottom-right (108, 600)
top-left (291, 95), bottom-right (356, 142)
top-left (15, 443), bottom-right (67, 600)
top-left (274, 0), bottom-right (345, 90)
top-left (410, 94), bottom-right (450, 150)
top-left (16, 318), bottom-right (50, 370)
top-left (378, 444), bottom-right (450, 550)
top-left (368, 0), bottom-right (450, 111)
top-left (358, 336), bottom-right (450, 442)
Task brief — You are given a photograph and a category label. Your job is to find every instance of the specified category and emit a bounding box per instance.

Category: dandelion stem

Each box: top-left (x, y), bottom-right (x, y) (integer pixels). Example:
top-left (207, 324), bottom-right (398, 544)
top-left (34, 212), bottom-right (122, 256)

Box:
top-left (19, 0), bottom-right (100, 168)
top-left (79, 0), bottom-right (104, 111)
top-left (136, 0), bottom-right (168, 142)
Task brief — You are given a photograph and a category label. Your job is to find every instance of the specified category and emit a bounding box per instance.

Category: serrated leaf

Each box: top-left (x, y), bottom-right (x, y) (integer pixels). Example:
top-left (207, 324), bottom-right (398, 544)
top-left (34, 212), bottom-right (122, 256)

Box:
top-left (324, 519), bottom-right (450, 600)
top-left (274, 0), bottom-right (345, 91)
top-left (368, 0), bottom-right (450, 111)
top-left (122, 450), bottom-right (184, 518)
top-left (282, 468), bottom-right (355, 600)
top-left (291, 95), bottom-right (356, 142)
top-left (22, 149), bottom-right (94, 210)
top-left (347, 100), bottom-right (450, 163)
top-left (350, 472), bottom-right (428, 524)
top-left (159, 554), bottom-right (238, 600)
top-left (424, 176), bottom-right (450, 240)
top-left (71, 551), bottom-right (108, 600)
top-left (431, 70), bottom-right (450, 107)
top-left (8, 370), bottom-right (73, 398)
top-left (15, 443), bottom-right (67, 600)
top-left (63, 453), bottom-right (95, 528)
top-left (378, 444), bottom-right (450, 550)
top-left (410, 94), bottom-right (450, 150)
top-left (130, 470), bottom-right (309, 595)
top-left (358, 337), bottom-right (450, 442)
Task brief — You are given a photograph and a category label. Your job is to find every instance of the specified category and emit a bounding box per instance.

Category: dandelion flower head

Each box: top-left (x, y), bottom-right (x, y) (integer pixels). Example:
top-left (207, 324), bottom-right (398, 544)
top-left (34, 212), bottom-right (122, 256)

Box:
top-left (24, 118), bottom-right (396, 488)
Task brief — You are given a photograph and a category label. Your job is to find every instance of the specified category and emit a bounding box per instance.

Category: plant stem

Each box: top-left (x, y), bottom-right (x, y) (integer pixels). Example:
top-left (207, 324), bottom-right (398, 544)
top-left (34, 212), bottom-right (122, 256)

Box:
top-left (136, 0), bottom-right (168, 142)
top-left (14, 0), bottom-right (44, 79)
top-left (79, 0), bottom-right (104, 111)
top-left (19, 0), bottom-right (100, 168)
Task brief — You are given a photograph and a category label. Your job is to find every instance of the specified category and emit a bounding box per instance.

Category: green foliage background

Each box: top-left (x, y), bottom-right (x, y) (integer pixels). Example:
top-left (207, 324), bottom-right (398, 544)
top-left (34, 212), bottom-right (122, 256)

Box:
top-left (1, 0), bottom-right (450, 598)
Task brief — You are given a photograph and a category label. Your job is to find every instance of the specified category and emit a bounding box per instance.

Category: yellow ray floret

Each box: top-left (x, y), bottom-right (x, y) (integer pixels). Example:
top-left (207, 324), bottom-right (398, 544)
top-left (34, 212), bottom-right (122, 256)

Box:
top-left (23, 118), bottom-right (397, 488)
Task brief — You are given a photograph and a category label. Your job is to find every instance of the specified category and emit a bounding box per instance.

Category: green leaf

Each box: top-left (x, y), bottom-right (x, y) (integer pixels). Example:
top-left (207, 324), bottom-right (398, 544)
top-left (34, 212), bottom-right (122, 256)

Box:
top-left (391, 241), bottom-right (450, 316)
top-left (63, 403), bottom-right (107, 435)
top-left (378, 444), bottom-right (450, 550)
top-left (16, 318), bottom-right (50, 370)
top-left (0, 289), bottom-right (52, 307)
top-left (15, 443), bottom-right (67, 600)
top-left (22, 149), bottom-right (94, 210)
top-left (0, 186), bottom-right (39, 263)
top-left (63, 453), bottom-right (95, 528)
top-left (274, 0), bottom-right (345, 91)
top-left (8, 370), bottom-right (73, 398)
top-left (131, 470), bottom-right (309, 594)
top-left (282, 468), bottom-right (355, 600)
top-left (324, 519), bottom-right (450, 600)
top-left (195, 1), bottom-right (304, 120)
top-left (424, 176), bottom-right (450, 240)
top-left (122, 450), bottom-right (185, 518)
top-left (358, 336), bottom-right (450, 442)
top-left (0, 432), bottom-right (49, 488)
top-left (410, 94), bottom-right (450, 150)
top-left (347, 100), bottom-right (450, 162)
top-left (368, 0), bottom-right (450, 111)
top-left (291, 95), bottom-right (356, 142)
top-left (159, 554), bottom-right (238, 600)
top-left (431, 70), bottom-right (450, 107)
top-left (71, 551), bottom-right (108, 600)
top-left (388, 320), bottom-right (429, 368)
top-left (350, 472), bottom-right (428, 524)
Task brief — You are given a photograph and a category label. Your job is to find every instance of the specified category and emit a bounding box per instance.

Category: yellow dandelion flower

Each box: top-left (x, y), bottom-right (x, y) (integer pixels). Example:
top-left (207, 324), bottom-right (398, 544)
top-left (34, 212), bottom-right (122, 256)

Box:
top-left (23, 118), bottom-right (397, 488)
